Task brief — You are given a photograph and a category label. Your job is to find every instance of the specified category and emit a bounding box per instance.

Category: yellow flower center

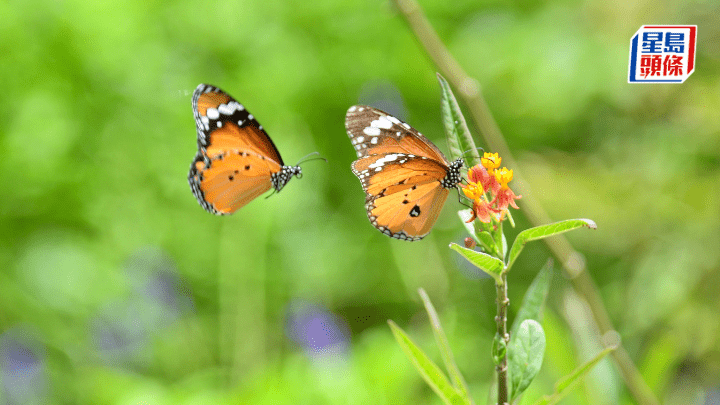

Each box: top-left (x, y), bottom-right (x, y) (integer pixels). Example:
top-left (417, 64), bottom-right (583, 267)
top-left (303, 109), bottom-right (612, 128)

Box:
top-left (481, 152), bottom-right (501, 171)
top-left (462, 181), bottom-right (484, 201)
top-left (494, 167), bottom-right (513, 189)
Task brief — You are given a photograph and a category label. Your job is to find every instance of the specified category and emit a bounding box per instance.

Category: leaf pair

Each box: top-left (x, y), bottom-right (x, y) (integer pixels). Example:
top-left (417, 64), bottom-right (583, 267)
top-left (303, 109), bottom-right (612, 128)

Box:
top-left (451, 218), bottom-right (596, 284)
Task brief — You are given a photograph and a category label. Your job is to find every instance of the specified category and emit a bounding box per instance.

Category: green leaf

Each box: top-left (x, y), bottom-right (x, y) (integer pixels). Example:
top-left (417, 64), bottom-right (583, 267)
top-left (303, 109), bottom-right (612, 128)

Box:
top-left (494, 220), bottom-right (505, 261)
top-left (531, 346), bottom-right (617, 405)
top-left (510, 260), bottom-right (553, 338)
top-left (508, 319), bottom-right (546, 400)
top-left (438, 73), bottom-right (481, 167)
top-left (449, 243), bottom-right (504, 284)
top-left (458, 209), bottom-right (496, 255)
top-left (501, 230), bottom-right (508, 262)
top-left (506, 219), bottom-right (597, 271)
top-left (418, 289), bottom-right (474, 405)
top-left (388, 321), bottom-right (468, 405)
top-left (492, 333), bottom-right (507, 365)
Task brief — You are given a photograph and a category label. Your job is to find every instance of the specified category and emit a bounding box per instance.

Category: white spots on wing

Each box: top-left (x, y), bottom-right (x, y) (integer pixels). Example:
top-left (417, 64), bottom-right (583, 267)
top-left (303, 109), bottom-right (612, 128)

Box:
top-left (248, 114), bottom-right (254, 120)
top-left (201, 116), bottom-right (210, 130)
top-left (402, 123), bottom-right (411, 129)
top-left (396, 131), bottom-right (401, 137)
top-left (370, 116), bottom-right (393, 129)
top-left (349, 106), bottom-right (357, 112)
top-left (351, 135), bottom-right (368, 147)
top-left (387, 116), bottom-right (401, 125)
top-left (218, 101), bottom-right (241, 115)
top-left (238, 120), bottom-right (244, 126)
top-left (370, 137), bottom-right (378, 144)
top-left (206, 108), bottom-right (220, 120)
top-left (363, 127), bottom-right (381, 136)
top-left (358, 107), bottom-right (365, 112)
top-left (354, 168), bottom-right (373, 182)
top-left (368, 153), bottom-right (406, 169)
top-left (216, 121), bottom-right (222, 128)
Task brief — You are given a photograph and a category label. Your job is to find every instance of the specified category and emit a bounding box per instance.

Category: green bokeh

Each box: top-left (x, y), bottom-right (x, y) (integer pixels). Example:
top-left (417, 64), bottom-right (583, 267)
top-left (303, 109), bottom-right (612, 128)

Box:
top-left (2, 0), bottom-right (719, 403)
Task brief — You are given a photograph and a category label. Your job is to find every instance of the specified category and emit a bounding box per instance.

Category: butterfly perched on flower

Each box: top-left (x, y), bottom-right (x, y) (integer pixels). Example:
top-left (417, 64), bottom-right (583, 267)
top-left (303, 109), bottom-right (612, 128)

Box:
top-left (345, 106), bottom-right (464, 241)
top-left (188, 84), bottom-right (303, 215)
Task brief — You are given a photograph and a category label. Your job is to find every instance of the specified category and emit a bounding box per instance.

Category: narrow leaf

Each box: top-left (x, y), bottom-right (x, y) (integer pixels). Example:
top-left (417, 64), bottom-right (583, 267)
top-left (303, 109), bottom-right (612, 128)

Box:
top-left (507, 219), bottom-right (597, 271)
top-left (510, 260), bottom-right (554, 338)
top-left (494, 220), bottom-right (505, 261)
top-left (531, 346), bottom-right (617, 405)
top-left (508, 320), bottom-right (546, 400)
top-left (438, 73), bottom-right (481, 167)
top-left (419, 289), bottom-right (474, 405)
top-left (449, 243), bottom-right (504, 284)
top-left (388, 321), bottom-right (468, 405)
top-left (458, 209), bottom-right (496, 255)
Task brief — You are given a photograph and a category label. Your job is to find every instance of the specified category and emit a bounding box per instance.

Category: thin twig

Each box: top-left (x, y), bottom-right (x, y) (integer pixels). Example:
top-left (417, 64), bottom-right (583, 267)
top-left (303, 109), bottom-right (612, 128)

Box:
top-left (390, 0), bottom-right (660, 404)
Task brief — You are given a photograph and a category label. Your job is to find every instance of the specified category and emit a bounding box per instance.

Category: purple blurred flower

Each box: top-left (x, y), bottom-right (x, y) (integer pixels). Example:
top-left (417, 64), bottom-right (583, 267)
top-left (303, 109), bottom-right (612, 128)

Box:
top-left (126, 246), bottom-right (194, 319)
top-left (90, 247), bottom-right (193, 368)
top-left (285, 301), bottom-right (350, 361)
top-left (0, 328), bottom-right (48, 404)
top-left (90, 300), bottom-right (149, 368)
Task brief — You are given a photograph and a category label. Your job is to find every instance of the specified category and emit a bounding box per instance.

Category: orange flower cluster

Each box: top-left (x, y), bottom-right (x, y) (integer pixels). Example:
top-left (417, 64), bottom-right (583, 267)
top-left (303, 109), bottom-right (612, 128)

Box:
top-left (461, 153), bottom-right (521, 223)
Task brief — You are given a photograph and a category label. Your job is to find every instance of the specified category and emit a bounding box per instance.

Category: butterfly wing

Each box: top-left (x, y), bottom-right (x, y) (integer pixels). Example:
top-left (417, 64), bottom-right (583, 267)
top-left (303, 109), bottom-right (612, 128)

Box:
top-left (189, 151), bottom-right (280, 214)
top-left (193, 84), bottom-right (284, 165)
top-left (345, 105), bottom-right (448, 163)
top-left (351, 153), bottom-right (452, 241)
top-left (188, 84), bottom-right (285, 215)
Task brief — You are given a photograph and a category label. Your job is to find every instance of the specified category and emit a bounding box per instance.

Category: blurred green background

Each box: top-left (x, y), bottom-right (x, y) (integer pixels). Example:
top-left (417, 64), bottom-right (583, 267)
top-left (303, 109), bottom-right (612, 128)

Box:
top-left (2, 0), bottom-right (719, 403)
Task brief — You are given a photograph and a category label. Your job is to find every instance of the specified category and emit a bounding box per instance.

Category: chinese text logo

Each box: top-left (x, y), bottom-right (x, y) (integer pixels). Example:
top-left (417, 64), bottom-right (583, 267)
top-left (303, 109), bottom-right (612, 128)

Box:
top-left (628, 25), bottom-right (696, 83)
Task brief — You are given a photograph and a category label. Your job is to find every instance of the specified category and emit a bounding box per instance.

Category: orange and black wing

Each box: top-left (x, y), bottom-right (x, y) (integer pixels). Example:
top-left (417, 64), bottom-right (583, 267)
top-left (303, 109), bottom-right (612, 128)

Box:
top-left (345, 105), bottom-right (448, 163)
top-left (351, 153), bottom-right (454, 241)
top-left (193, 84), bottom-right (284, 164)
top-left (188, 84), bottom-right (284, 215)
top-left (189, 150), bottom-right (281, 214)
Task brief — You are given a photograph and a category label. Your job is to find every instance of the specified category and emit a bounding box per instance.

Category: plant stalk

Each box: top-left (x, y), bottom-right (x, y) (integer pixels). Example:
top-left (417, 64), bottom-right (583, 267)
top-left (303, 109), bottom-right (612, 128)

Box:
top-left (495, 273), bottom-right (509, 405)
top-left (390, 0), bottom-right (660, 404)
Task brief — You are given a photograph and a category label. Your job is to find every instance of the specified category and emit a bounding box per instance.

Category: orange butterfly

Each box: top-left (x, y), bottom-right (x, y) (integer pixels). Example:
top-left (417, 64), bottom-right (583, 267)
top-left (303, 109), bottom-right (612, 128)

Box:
top-left (345, 106), bottom-right (464, 241)
top-left (188, 84), bottom-right (302, 214)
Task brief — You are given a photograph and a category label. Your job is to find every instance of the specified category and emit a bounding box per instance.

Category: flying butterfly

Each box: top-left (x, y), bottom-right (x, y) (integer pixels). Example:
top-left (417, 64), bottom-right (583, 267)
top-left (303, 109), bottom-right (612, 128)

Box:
top-left (345, 105), bottom-right (464, 241)
top-left (188, 84), bottom-right (303, 214)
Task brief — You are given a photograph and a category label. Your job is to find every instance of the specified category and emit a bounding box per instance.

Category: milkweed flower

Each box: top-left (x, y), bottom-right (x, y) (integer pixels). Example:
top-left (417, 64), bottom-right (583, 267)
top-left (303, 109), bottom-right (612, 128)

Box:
top-left (492, 167), bottom-right (520, 213)
top-left (461, 153), bottom-right (520, 223)
top-left (481, 152), bottom-right (501, 172)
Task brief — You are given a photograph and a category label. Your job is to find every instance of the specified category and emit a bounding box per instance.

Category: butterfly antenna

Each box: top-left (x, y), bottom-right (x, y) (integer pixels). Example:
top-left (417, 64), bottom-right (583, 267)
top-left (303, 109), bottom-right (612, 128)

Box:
top-left (461, 147), bottom-right (485, 159)
top-left (265, 188), bottom-right (278, 199)
top-left (295, 151), bottom-right (328, 166)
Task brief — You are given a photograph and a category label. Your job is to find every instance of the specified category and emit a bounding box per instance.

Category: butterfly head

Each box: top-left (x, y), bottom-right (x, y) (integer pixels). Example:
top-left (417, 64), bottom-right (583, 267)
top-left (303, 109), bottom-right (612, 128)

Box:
top-left (441, 158), bottom-right (464, 189)
top-left (272, 165), bottom-right (302, 192)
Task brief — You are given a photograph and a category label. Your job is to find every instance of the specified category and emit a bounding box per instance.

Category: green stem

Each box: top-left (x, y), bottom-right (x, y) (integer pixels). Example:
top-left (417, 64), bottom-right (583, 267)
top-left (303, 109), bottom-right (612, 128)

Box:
top-left (390, 1), bottom-right (660, 404)
top-left (495, 273), bottom-right (509, 405)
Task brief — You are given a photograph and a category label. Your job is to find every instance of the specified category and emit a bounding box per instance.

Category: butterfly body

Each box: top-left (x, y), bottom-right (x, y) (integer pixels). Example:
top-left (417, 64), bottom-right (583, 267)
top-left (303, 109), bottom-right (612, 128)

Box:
top-left (345, 106), bottom-right (464, 241)
top-left (188, 84), bottom-right (301, 215)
